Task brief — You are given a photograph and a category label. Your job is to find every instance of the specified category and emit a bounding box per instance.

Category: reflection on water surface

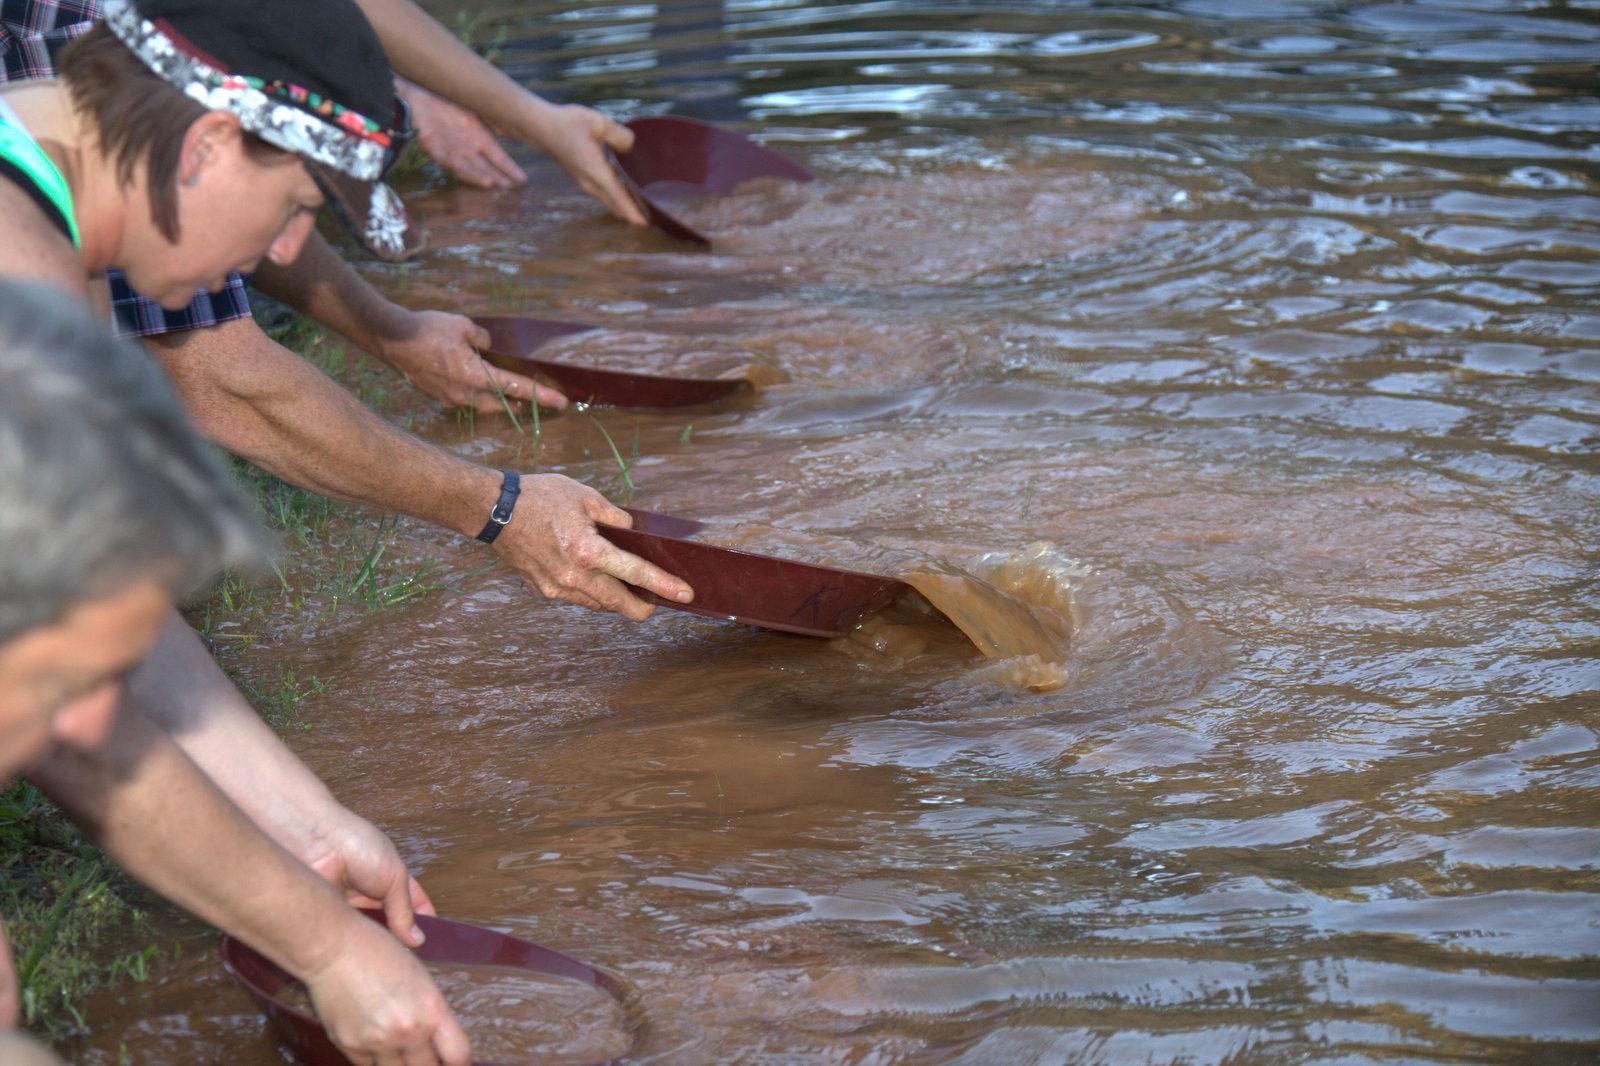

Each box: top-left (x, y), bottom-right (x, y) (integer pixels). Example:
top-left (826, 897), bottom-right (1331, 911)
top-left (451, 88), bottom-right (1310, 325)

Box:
top-left (74, 0), bottom-right (1598, 1061)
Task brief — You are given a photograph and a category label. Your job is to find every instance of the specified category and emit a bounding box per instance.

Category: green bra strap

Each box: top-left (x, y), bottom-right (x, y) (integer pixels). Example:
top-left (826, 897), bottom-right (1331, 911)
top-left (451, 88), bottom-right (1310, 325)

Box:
top-left (0, 101), bottom-right (81, 249)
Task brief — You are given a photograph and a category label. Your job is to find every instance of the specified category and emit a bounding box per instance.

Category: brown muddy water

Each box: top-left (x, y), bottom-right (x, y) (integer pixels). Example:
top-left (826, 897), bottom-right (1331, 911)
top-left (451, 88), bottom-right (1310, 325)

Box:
top-left (70, 0), bottom-right (1599, 1062)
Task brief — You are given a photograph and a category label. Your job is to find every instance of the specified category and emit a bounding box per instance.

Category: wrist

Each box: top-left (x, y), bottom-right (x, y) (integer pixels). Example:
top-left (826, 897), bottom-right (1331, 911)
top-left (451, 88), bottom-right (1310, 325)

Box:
top-left (296, 806), bottom-right (366, 872)
top-left (365, 305), bottom-right (424, 366)
top-left (475, 469), bottom-right (521, 545)
top-left (292, 901), bottom-right (373, 983)
top-left (507, 92), bottom-right (560, 150)
top-left (447, 464), bottom-right (512, 542)
top-left (241, 786), bottom-right (338, 864)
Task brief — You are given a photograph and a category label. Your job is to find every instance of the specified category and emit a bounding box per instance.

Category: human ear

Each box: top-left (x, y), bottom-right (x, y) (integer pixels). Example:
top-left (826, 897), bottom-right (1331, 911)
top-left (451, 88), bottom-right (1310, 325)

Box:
top-left (177, 111), bottom-right (243, 188)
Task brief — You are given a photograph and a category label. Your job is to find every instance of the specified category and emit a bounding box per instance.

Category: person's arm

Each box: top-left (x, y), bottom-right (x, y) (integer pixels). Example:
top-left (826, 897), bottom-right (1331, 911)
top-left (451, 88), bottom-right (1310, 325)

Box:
top-left (395, 78), bottom-right (526, 190)
top-left (350, 0), bottom-right (647, 225)
top-left (145, 316), bottom-right (692, 620)
top-left (251, 231), bottom-right (563, 411)
top-left (25, 711), bottom-right (471, 1065)
top-left (127, 613), bottom-right (433, 940)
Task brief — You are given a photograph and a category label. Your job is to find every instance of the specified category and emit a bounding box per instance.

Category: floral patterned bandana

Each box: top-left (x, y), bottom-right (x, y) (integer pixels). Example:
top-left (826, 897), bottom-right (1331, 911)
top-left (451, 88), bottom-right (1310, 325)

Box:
top-left (100, 0), bottom-right (424, 260)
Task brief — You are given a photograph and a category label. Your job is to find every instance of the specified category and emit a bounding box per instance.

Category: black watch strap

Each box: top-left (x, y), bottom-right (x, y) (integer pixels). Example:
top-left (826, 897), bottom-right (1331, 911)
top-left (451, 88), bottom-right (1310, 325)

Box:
top-left (475, 470), bottom-right (521, 544)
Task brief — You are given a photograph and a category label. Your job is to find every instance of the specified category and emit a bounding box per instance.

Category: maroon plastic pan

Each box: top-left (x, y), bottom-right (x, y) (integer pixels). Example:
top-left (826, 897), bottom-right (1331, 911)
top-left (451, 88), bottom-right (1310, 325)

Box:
top-left (601, 509), bottom-right (910, 638)
top-left (609, 116), bottom-right (816, 246)
top-left (221, 909), bottom-right (628, 1066)
top-left (474, 315), bottom-right (750, 408)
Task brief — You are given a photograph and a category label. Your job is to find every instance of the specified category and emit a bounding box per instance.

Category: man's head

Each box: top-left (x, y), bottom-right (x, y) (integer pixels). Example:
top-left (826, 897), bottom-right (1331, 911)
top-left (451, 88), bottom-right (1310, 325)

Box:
top-left (0, 280), bottom-right (265, 777)
top-left (57, 0), bottom-right (423, 307)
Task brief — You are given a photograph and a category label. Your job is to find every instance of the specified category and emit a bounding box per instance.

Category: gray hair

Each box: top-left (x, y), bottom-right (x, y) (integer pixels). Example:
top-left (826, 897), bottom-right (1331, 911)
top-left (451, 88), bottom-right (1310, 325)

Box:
top-left (0, 280), bottom-right (268, 643)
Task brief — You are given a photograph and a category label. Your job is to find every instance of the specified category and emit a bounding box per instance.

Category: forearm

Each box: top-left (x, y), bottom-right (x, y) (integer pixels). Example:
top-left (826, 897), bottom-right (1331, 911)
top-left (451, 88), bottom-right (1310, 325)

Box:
top-left (26, 712), bottom-right (359, 981)
top-left (123, 612), bottom-right (347, 859)
top-left (251, 235), bottom-right (548, 410)
top-left (252, 232), bottom-right (409, 360)
top-left (146, 311), bottom-right (689, 624)
top-left (352, 0), bottom-right (554, 143)
top-left (126, 616), bottom-right (434, 945)
top-left (145, 318), bottom-right (497, 538)
top-left (352, 0), bottom-right (644, 226)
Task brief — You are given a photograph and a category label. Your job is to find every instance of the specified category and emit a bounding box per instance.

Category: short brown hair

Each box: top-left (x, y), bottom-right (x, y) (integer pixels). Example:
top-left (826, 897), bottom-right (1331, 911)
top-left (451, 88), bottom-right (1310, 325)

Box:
top-left (58, 23), bottom-right (290, 243)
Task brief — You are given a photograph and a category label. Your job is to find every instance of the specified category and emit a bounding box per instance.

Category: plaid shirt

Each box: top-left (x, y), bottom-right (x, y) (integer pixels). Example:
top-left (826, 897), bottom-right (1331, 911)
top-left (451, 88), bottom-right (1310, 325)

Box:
top-left (0, 0), bottom-right (252, 336)
top-left (0, 0), bottom-right (98, 83)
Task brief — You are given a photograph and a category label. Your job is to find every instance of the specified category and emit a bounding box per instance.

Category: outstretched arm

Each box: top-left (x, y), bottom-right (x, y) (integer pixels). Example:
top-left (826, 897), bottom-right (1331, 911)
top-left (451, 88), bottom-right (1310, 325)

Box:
top-left (145, 316), bottom-right (692, 619)
top-left (252, 231), bottom-right (562, 411)
top-left (351, 0), bottom-right (647, 225)
top-left (125, 613), bottom-right (433, 940)
top-left (25, 710), bottom-right (471, 1065)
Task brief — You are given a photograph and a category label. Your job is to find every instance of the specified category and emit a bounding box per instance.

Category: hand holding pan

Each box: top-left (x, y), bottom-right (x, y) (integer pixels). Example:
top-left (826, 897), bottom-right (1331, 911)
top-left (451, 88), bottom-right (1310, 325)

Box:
top-left (221, 909), bottom-right (629, 1066)
top-left (473, 315), bottom-right (750, 408)
top-left (608, 116), bottom-right (816, 246)
top-left (598, 509), bottom-right (910, 638)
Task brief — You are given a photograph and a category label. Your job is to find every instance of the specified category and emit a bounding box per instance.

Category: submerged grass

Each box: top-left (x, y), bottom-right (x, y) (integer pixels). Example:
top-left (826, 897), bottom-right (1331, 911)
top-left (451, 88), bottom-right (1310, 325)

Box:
top-left (480, 358), bottom-right (535, 441)
top-left (232, 670), bottom-right (329, 735)
top-left (2, 309), bottom-right (475, 1040)
top-left (585, 410), bottom-right (638, 505)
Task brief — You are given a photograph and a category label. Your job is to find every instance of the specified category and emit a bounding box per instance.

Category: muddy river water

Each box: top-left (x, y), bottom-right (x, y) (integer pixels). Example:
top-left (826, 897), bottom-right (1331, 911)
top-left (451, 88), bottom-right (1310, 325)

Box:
top-left (71, 0), bottom-right (1598, 1062)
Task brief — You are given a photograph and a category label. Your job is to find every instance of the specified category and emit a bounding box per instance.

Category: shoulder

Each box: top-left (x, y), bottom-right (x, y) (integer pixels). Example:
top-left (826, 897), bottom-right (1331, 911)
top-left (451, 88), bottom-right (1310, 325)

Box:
top-left (0, 178), bottom-right (87, 300)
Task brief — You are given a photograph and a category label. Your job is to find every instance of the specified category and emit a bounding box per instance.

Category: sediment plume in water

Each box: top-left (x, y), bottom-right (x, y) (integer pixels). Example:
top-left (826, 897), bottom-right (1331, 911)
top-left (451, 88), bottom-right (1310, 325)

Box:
top-left (698, 524), bottom-right (1077, 691)
top-left (897, 543), bottom-right (1078, 693)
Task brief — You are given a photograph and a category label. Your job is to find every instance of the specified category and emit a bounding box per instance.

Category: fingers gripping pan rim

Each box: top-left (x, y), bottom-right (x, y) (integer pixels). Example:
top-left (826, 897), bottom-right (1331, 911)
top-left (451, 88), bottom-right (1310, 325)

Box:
top-left (601, 509), bottom-right (909, 638)
top-left (609, 116), bottom-right (816, 246)
top-left (609, 159), bottom-right (711, 246)
top-left (220, 909), bottom-right (628, 1066)
top-left (473, 315), bottom-right (750, 409)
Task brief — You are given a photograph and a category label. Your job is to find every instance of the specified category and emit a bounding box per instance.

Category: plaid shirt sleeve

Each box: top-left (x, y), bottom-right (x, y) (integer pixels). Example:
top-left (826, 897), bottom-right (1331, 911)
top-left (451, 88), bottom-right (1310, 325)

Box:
top-left (0, 0), bottom-right (100, 82)
top-left (109, 273), bottom-right (255, 339)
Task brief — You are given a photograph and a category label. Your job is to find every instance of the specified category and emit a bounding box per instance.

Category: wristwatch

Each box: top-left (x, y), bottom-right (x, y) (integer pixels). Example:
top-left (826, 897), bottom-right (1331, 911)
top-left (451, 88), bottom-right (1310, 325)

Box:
top-left (475, 469), bottom-right (521, 544)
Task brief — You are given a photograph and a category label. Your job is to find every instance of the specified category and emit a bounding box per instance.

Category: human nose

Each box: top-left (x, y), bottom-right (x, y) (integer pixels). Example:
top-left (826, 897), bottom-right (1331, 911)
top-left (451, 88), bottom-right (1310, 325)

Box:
top-left (50, 682), bottom-right (123, 751)
top-left (264, 212), bottom-right (317, 267)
